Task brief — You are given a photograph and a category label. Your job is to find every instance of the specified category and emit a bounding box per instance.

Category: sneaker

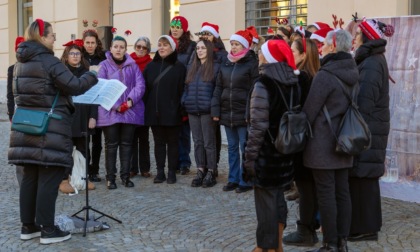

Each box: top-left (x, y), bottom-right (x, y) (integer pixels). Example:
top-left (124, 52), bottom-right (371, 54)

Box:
top-left (40, 226), bottom-right (71, 244)
top-left (107, 180), bottom-right (117, 189)
top-left (59, 179), bottom-right (75, 194)
top-left (191, 169), bottom-right (206, 187)
top-left (222, 182), bottom-right (239, 192)
top-left (21, 224), bottom-right (41, 240)
top-left (121, 178), bottom-right (134, 187)
top-left (202, 170), bottom-right (217, 188)
top-left (180, 166), bottom-right (190, 175)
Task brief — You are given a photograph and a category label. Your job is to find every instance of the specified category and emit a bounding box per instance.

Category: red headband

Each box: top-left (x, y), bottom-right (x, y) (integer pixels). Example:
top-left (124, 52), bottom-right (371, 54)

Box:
top-left (36, 19), bottom-right (44, 37)
top-left (332, 32), bottom-right (337, 48)
top-left (302, 37), bottom-right (306, 53)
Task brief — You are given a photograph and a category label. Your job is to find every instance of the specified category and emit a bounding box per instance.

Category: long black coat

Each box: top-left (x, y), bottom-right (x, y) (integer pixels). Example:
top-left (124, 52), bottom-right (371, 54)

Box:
top-left (7, 64), bottom-right (15, 120)
top-left (302, 52), bottom-right (359, 170)
top-left (8, 41), bottom-right (98, 168)
top-left (211, 50), bottom-right (259, 127)
top-left (68, 64), bottom-right (98, 138)
top-left (143, 50), bottom-right (186, 126)
top-left (244, 62), bottom-right (299, 188)
top-left (351, 39), bottom-right (390, 178)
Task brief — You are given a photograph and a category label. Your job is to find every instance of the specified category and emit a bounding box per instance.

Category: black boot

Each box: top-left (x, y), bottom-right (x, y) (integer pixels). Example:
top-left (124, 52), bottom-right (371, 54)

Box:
top-left (121, 177), bottom-right (134, 187)
top-left (307, 243), bottom-right (338, 252)
top-left (191, 169), bottom-right (206, 187)
top-left (105, 141), bottom-right (118, 189)
top-left (119, 134), bottom-right (133, 184)
top-left (202, 170), bottom-right (216, 188)
top-left (283, 221), bottom-right (319, 246)
top-left (337, 238), bottom-right (348, 252)
top-left (154, 170), bottom-right (166, 183)
top-left (167, 170), bottom-right (177, 184)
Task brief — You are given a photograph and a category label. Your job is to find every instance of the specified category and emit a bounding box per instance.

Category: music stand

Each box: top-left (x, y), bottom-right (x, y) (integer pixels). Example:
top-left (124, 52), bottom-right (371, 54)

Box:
top-left (72, 104), bottom-right (122, 237)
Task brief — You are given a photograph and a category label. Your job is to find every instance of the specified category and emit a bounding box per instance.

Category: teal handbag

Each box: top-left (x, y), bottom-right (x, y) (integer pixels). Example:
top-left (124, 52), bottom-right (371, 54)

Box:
top-left (12, 92), bottom-right (62, 136)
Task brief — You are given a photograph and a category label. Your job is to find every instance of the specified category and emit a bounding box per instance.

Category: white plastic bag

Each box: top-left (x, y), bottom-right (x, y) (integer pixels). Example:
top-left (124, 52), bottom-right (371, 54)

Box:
top-left (70, 148), bottom-right (86, 192)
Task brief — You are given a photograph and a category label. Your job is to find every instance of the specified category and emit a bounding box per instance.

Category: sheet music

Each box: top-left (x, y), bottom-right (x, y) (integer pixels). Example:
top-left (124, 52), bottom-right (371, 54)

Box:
top-left (73, 78), bottom-right (127, 111)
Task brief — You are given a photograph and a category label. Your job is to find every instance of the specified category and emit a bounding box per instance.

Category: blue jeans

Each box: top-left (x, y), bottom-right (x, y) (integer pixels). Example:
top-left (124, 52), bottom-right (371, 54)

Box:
top-left (225, 126), bottom-right (251, 187)
top-left (178, 120), bottom-right (192, 168)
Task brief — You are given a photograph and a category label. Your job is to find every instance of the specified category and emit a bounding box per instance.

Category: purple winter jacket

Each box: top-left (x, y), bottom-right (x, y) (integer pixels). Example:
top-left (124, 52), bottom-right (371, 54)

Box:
top-left (97, 51), bottom-right (145, 127)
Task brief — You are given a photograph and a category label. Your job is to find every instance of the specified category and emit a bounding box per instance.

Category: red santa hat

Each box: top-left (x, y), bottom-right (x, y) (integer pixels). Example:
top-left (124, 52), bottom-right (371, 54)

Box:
top-left (261, 40), bottom-right (300, 75)
top-left (246, 26), bottom-right (259, 43)
top-left (230, 30), bottom-right (253, 49)
top-left (294, 25), bottom-right (305, 36)
top-left (313, 22), bottom-right (330, 30)
top-left (15, 36), bottom-right (24, 52)
top-left (201, 22), bottom-right (220, 38)
top-left (359, 18), bottom-right (394, 40)
top-left (62, 39), bottom-right (84, 48)
top-left (267, 27), bottom-right (274, 36)
top-left (310, 27), bottom-right (333, 43)
top-left (158, 35), bottom-right (178, 51)
top-left (170, 16), bottom-right (189, 32)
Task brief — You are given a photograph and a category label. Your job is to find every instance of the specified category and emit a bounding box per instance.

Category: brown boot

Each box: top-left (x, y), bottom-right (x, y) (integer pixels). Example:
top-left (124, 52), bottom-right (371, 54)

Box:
top-left (88, 180), bottom-right (95, 190)
top-left (59, 179), bottom-right (75, 194)
top-left (276, 223), bottom-right (285, 252)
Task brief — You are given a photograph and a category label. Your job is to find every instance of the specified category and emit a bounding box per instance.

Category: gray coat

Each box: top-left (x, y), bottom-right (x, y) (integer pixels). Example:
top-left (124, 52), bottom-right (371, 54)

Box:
top-left (302, 52), bottom-right (359, 169)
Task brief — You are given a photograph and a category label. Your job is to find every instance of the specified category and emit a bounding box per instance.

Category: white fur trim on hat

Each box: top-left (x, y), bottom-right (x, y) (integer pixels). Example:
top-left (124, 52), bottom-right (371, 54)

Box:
top-left (230, 34), bottom-right (250, 49)
top-left (261, 42), bottom-right (277, 63)
top-left (252, 37), bottom-right (259, 43)
top-left (310, 33), bottom-right (325, 42)
top-left (201, 25), bottom-right (219, 38)
top-left (158, 35), bottom-right (176, 51)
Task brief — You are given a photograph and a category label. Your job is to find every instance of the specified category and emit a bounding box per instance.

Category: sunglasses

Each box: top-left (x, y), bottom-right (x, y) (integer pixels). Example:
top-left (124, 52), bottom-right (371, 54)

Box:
top-left (136, 45), bottom-right (148, 50)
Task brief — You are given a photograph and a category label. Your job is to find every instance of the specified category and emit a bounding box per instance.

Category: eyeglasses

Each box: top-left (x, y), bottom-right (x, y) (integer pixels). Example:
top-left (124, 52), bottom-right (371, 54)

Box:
top-left (170, 25), bottom-right (181, 30)
top-left (136, 45), bottom-right (148, 50)
top-left (69, 52), bottom-right (81, 57)
top-left (201, 32), bottom-right (213, 36)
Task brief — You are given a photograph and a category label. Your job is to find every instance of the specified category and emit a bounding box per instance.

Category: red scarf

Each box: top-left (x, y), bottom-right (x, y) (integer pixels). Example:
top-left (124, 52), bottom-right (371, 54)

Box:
top-left (130, 52), bottom-right (152, 72)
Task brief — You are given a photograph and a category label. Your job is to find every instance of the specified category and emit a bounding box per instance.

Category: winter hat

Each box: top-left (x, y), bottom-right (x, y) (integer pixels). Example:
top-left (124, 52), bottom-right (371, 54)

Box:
top-left (267, 27), bottom-right (275, 36)
top-left (313, 22), bottom-right (330, 30)
top-left (201, 22), bottom-right (219, 38)
top-left (310, 27), bottom-right (333, 43)
top-left (62, 39), bottom-right (84, 48)
top-left (261, 39), bottom-right (300, 75)
top-left (15, 36), bottom-right (24, 52)
top-left (230, 30), bottom-right (253, 49)
top-left (294, 25), bottom-right (305, 36)
top-left (170, 16), bottom-right (189, 32)
top-left (359, 18), bottom-right (394, 40)
top-left (158, 35), bottom-right (178, 51)
top-left (246, 26), bottom-right (259, 43)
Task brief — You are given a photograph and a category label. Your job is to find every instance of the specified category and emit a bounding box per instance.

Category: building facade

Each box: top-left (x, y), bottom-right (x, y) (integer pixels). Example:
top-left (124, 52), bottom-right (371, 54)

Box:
top-left (0, 0), bottom-right (417, 79)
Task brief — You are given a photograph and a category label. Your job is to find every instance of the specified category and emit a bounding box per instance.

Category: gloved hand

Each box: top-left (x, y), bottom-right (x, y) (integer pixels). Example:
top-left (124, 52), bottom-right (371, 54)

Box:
top-left (118, 102), bottom-right (129, 113)
top-left (182, 116), bottom-right (189, 122)
top-left (242, 160), bottom-right (256, 183)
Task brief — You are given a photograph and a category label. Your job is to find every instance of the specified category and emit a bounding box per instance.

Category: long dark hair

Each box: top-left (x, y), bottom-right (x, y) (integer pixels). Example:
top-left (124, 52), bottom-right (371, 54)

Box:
top-left (60, 45), bottom-right (89, 70)
top-left (185, 39), bottom-right (215, 84)
top-left (293, 38), bottom-right (320, 78)
top-left (169, 30), bottom-right (193, 54)
top-left (82, 30), bottom-right (105, 58)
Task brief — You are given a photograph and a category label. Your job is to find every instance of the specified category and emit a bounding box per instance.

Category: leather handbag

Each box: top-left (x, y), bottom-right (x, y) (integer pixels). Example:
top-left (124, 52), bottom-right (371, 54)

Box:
top-left (12, 92), bottom-right (62, 136)
top-left (323, 76), bottom-right (371, 155)
top-left (268, 85), bottom-right (312, 155)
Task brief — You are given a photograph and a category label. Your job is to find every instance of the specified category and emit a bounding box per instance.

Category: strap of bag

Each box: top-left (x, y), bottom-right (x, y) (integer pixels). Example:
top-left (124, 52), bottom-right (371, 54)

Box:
top-left (48, 91), bottom-right (60, 117)
top-left (153, 65), bottom-right (173, 86)
top-left (267, 84), bottom-right (294, 142)
top-left (322, 73), bottom-right (355, 140)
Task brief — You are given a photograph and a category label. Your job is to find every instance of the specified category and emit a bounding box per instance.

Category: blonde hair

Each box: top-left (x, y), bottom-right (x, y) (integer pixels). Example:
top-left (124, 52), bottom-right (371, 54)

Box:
top-left (24, 20), bottom-right (52, 44)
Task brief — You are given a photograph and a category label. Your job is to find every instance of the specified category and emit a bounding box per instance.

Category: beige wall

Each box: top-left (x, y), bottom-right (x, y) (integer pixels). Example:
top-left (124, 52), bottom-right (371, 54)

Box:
top-left (308, 0), bottom-right (409, 25)
top-left (1, 0), bottom-right (10, 78)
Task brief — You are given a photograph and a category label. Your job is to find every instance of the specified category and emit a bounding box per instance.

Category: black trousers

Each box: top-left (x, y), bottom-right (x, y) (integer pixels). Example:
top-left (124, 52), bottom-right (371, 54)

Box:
top-left (254, 186), bottom-right (288, 249)
top-left (215, 124), bottom-right (221, 165)
top-left (89, 127), bottom-right (103, 175)
top-left (102, 123), bottom-right (136, 180)
top-left (20, 164), bottom-right (65, 226)
top-left (131, 126), bottom-right (151, 173)
top-left (296, 178), bottom-right (318, 229)
top-left (312, 168), bottom-right (351, 244)
top-left (151, 126), bottom-right (180, 173)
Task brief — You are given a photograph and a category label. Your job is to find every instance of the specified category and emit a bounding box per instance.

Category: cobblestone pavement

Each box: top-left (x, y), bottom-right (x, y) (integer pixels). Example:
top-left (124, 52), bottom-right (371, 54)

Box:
top-left (0, 102), bottom-right (419, 252)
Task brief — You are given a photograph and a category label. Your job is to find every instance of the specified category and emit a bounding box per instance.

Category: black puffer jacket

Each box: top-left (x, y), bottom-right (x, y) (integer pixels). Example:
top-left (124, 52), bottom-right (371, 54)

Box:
top-left (177, 41), bottom-right (196, 67)
top-left (8, 41), bottom-right (98, 168)
top-left (7, 64), bottom-right (15, 120)
top-left (244, 62), bottom-right (299, 188)
top-left (182, 63), bottom-right (221, 115)
top-left (143, 50), bottom-right (186, 126)
top-left (351, 39), bottom-right (390, 178)
top-left (211, 50), bottom-right (259, 127)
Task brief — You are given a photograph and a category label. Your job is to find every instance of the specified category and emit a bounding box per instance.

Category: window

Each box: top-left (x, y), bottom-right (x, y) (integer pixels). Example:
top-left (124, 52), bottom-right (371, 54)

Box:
top-left (246, 0), bottom-right (308, 37)
top-left (411, 0), bottom-right (420, 15)
top-left (18, 0), bottom-right (33, 35)
top-left (163, 0), bottom-right (180, 34)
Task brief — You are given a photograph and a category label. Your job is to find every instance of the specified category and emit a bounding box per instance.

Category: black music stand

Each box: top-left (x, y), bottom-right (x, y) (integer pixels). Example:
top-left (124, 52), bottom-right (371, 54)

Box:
top-left (71, 104), bottom-right (121, 237)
